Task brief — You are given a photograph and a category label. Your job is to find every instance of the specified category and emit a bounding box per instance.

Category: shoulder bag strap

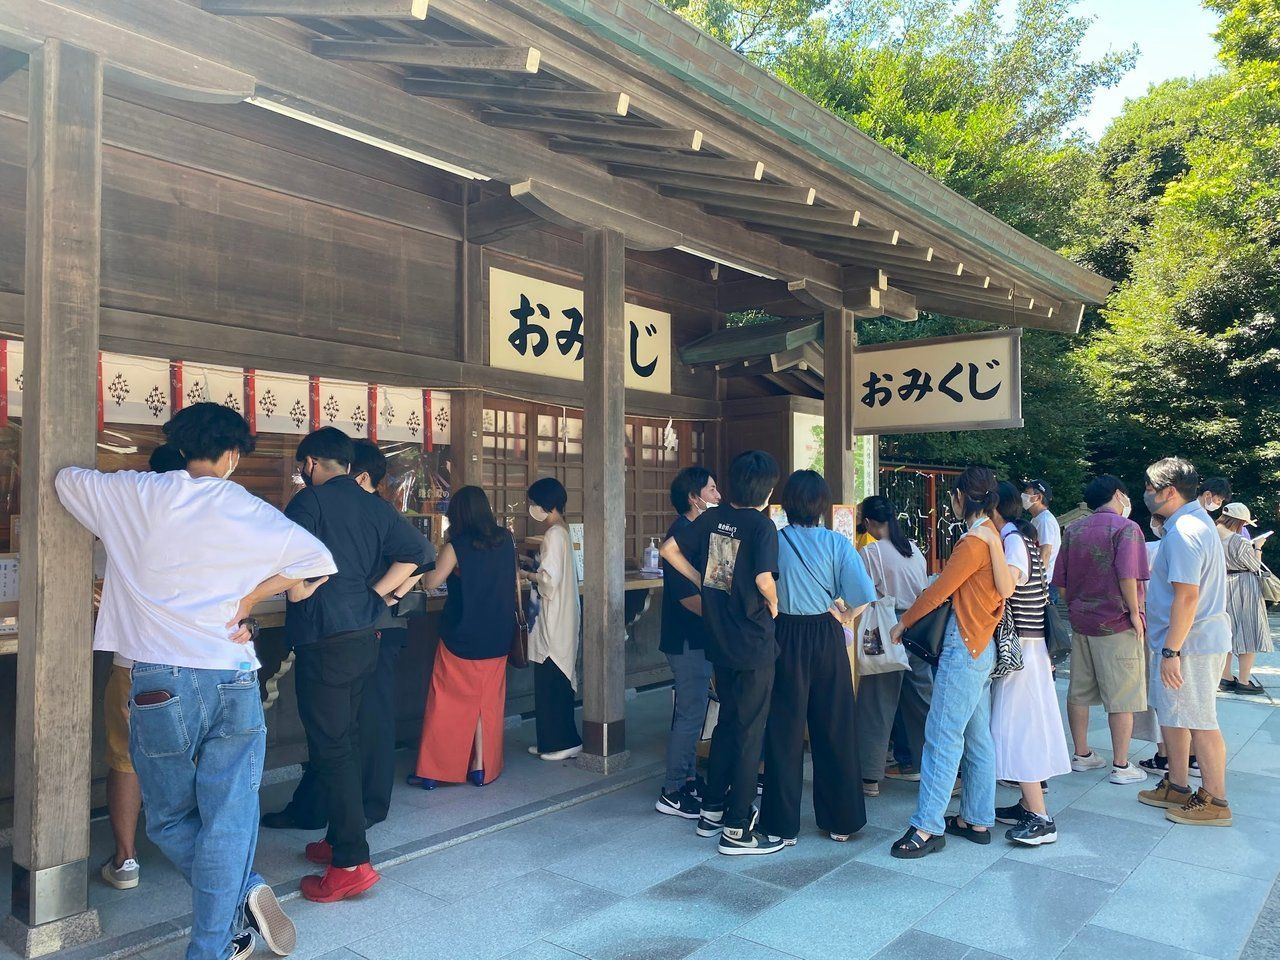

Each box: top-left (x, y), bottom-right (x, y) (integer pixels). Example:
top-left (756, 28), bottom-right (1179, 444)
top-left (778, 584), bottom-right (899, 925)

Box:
top-left (513, 535), bottom-right (526, 625)
top-left (781, 527), bottom-right (837, 604)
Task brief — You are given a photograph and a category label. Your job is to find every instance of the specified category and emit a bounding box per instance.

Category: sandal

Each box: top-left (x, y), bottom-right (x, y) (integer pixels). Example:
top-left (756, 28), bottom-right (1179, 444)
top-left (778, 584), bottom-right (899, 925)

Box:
top-left (890, 827), bottom-right (945, 860)
top-left (944, 815), bottom-right (992, 845)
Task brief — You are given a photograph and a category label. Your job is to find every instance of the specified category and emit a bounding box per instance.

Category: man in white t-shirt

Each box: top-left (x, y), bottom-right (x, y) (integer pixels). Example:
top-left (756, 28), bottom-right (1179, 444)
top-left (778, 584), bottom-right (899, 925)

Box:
top-left (1023, 479), bottom-right (1062, 599)
top-left (57, 403), bottom-right (336, 960)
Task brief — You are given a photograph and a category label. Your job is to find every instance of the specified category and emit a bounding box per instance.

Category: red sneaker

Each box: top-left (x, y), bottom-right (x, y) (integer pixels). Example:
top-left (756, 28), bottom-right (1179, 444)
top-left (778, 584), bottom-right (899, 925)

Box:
top-left (299, 864), bottom-right (380, 903)
top-left (304, 840), bottom-right (333, 865)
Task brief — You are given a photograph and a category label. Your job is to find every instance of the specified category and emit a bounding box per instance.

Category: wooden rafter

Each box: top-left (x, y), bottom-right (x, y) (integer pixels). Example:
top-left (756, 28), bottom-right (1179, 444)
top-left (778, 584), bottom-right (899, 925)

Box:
top-left (765, 228), bottom-right (932, 262)
top-left (616, 166), bottom-right (813, 203)
top-left (914, 292), bottom-right (1055, 324)
top-left (405, 78), bottom-right (629, 115)
top-left (668, 191), bottom-right (859, 227)
top-left (732, 211), bottom-right (898, 247)
top-left (842, 267), bottom-right (889, 291)
top-left (892, 274), bottom-right (1013, 301)
top-left (652, 180), bottom-right (815, 206)
top-left (203, 0), bottom-right (429, 17)
top-left (549, 140), bottom-right (763, 180)
top-left (312, 39), bottom-right (541, 74)
top-left (480, 110), bottom-right (702, 148)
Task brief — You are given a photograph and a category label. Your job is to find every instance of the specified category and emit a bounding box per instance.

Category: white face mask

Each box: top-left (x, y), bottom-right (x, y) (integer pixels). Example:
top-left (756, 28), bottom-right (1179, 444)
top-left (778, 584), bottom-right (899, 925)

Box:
top-left (1021, 493), bottom-right (1035, 510)
top-left (222, 453), bottom-right (239, 481)
top-left (528, 504), bottom-right (549, 523)
top-left (1119, 494), bottom-right (1132, 519)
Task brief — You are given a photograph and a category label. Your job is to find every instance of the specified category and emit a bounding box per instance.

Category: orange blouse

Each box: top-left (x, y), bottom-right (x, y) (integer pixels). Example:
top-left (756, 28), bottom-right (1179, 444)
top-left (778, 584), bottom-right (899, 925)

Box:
top-left (900, 536), bottom-right (1004, 658)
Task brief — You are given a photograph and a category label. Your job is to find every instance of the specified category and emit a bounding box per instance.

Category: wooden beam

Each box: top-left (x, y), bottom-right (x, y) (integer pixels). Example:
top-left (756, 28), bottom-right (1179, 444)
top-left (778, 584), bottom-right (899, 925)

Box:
top-left (824, 308), bottom-right (855, 503)
top-left (695, 196), bottom-right (860, 227)
top-left (787, 277), bottom-right (843, 312)
top-left (581, 227), bottom-right (628, 764)
top-left (633, 169), bottom-right (814, 204)
top-left (893, 274), bottom-right (1010, 300)
top-left (480, 110), bottom-right (701, 148)
top-left (913, 292), bottom-right (1057, 325)
top-left (203, 1), bottom-right (430, 17)
top-left (466, 192), bottom-right (540, 245)
top-left (404, 78), bottom-right (628, 115)
top-left (549, 140), bottom-right (762, 180)
top-left (876, 286), bottom-right (918, 322)
top-left (842, 267), bottom-right (888, 291)
top-left (0, 0), bottom-right (255, 103)
top-left (766, 229), bottom-right (933, 262)
top-left (312, 39), bottom-right (541, 73)
top-left (510, 179), bottom-right (681, 251)
top-left (736, 213), bottom-right (898, 247)
top-left (11, 38), bottom-right (101, 939)
top-left (0, 47), bottom-right (26, 85)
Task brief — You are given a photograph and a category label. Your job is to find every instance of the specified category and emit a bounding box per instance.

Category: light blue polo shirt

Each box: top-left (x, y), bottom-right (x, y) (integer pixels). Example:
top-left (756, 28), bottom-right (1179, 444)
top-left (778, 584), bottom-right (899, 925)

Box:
top-left (1145, 500), bottom-right (1230, 655)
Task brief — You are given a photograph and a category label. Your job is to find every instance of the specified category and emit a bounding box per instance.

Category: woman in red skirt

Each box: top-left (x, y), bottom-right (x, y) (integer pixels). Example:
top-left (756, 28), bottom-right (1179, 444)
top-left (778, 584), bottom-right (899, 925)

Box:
top-left (410, 486), bottom-right (516, 788)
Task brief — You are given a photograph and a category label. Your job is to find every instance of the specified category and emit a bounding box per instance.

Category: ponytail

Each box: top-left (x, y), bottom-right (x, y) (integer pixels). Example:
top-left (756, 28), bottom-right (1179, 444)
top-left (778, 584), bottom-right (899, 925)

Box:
top-left (859, 495), bottom-right (913, 559)
top-left (952, 465), bottom-right (999, 521)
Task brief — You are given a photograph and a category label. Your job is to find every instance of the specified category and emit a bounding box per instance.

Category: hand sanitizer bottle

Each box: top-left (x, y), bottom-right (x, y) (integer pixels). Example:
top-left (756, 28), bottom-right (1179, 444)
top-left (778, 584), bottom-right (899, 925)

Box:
top-left (644, 537), bottom-right (660, 571)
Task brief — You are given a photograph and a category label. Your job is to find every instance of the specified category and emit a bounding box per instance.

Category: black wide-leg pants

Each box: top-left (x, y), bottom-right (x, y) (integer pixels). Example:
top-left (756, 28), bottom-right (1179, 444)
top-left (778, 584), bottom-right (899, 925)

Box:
top-left (706, 659), bottom-right (775, 830)
top-left (760, 613), bottom-right (866, 840)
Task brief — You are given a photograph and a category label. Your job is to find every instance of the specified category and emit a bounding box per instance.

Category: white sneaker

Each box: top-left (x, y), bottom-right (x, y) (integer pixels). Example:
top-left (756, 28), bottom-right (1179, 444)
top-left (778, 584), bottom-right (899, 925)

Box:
top-left (100, 857), bottom-right (139, 890)
top-left (1071, 752), bottom-right (1107, 772)
top-left (1109, 763), bottom-right (1147, 785)
top-left (540, 745), bottom-right (583, 761)
top-left (528, 746), bottom-right (541, 756)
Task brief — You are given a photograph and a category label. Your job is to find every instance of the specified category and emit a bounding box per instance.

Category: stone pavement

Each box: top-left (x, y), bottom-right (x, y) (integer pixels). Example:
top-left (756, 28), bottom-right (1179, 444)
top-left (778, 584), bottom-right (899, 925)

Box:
top-left (3, 618), bottom-right (1278, 960)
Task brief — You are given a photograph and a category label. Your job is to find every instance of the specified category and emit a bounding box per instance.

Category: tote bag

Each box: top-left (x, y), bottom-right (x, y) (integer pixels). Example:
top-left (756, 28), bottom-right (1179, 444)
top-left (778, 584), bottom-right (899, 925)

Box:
top-left (857, 546), bottom-right (910, 675)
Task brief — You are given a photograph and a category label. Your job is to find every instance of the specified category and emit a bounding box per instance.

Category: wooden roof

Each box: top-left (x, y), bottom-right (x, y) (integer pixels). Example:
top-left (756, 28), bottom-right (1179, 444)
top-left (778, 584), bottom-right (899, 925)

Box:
top-left (0, 1), bottom-right (1113, 333)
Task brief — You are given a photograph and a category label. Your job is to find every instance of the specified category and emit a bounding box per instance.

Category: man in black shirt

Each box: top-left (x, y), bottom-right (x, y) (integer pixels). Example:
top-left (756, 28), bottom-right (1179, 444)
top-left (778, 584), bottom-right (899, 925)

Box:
top-left (662, 450), bottom-right (782, 856)
top-left (656, 466), bottom-right (720, 820)
top-left (275, 428), bottom-right (426, 903)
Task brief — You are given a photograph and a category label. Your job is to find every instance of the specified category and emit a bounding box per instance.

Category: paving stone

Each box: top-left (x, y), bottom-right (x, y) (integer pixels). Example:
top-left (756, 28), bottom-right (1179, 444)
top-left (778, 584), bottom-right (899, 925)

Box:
top-left (1058, 926), bottom-right (1216, 960)
top-left (1004, 807), bottom-right (1169, 885)
top-left (710, 826), bottom-right (892, 891)
top-left (544, 815), bottom-right (718, 896)
top-left (869, 929), bottom-right (1005, 960)
top-left (1154, 810), bottom-right (1280, 882)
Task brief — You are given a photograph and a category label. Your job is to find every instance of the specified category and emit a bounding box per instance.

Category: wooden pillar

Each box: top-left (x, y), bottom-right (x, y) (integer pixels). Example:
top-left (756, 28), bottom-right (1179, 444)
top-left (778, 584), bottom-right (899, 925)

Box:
top-left (823, 307), bottom-right (855, 504)
top-left (579, 228), bottom-right (628, 770)
top-left (450, 391), bottom-right (484, 488)
top-left (4, 39), bottom-right (103, 957)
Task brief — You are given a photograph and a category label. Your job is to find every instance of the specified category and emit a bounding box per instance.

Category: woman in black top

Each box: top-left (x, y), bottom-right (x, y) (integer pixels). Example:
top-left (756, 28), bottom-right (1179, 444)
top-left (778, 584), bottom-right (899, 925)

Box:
top-left (410, 486), bottom-right (516, 788)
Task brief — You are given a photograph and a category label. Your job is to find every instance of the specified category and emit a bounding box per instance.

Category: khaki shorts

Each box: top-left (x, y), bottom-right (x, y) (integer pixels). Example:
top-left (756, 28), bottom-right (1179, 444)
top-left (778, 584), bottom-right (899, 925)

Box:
top-left (104, 663), bottom-right (134, 774)
top-left (1067, 629), bottom-right (1147, 714)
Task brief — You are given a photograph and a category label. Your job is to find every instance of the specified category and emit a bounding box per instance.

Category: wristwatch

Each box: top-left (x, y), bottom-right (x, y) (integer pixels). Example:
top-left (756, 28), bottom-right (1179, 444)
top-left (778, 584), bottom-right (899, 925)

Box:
top-left (1161, 647), bottom-right (1181, 659)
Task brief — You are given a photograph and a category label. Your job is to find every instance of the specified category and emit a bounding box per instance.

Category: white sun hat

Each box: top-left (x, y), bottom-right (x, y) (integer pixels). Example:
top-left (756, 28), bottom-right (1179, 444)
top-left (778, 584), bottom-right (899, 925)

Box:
top-left (1220, 502), bottom-right (1254, 524)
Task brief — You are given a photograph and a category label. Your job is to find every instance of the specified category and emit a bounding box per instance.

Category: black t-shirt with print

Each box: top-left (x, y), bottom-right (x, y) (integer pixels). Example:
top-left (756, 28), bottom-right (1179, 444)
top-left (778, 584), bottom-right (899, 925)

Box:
top-left (675, 505), bottom-right (779, 669)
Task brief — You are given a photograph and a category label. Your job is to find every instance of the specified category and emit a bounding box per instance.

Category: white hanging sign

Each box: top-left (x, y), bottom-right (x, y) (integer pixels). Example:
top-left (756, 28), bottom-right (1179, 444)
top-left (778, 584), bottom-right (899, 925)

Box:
top-left (488, 267), bottom-right (671, 394)
top-left (100, 353), bottom-right (171, 425)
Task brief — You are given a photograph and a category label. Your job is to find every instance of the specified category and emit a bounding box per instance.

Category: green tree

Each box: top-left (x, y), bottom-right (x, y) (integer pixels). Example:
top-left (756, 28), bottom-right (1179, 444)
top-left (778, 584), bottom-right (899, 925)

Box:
top-left (1073, 0), bottom-right (1280, 546)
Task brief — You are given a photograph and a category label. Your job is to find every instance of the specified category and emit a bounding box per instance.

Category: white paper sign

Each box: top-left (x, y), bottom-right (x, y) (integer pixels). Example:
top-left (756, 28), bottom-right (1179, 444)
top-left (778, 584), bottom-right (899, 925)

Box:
top-left (853, 330), bottom-right (1021, 435)
top-left (317, 378), bottom-right (370, 438)
top-left (488, 267), bottom-right (671, 394)
top-left (251, 371), bottom-right (310, 435)
top-left (177, 362), bottom-right (245, 415)
top-left (101, 353), bottom-right (171, 425)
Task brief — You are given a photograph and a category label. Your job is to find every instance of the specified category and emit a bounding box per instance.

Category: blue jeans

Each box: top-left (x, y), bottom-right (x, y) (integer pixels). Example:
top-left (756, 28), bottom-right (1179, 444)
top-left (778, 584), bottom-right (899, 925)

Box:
top-left (130, 663), bottom-right (267, 960)
top-left (911, 617), bottom-right (996, 836)
top-left (664, 648), bottom-right (713, 793)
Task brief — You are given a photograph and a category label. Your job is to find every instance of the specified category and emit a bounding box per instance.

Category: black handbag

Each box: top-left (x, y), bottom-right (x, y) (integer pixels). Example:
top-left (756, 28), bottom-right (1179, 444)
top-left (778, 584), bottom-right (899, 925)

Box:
top-left (1044, 602), bottom-right (1072, 665)
top-left (901, 601), bottom-right (952, 665)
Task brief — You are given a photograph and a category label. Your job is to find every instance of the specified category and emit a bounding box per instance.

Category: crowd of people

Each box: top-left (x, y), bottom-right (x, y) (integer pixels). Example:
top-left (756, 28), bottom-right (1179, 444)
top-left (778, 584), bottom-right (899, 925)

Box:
top-left (57, 399), bottom-right (1273, 960)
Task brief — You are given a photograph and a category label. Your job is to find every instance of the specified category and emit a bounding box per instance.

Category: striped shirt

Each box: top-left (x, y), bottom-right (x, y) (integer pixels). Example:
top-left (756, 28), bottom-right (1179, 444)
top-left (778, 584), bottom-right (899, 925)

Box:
top-left (1004, 528), bottom-right (1048, 639)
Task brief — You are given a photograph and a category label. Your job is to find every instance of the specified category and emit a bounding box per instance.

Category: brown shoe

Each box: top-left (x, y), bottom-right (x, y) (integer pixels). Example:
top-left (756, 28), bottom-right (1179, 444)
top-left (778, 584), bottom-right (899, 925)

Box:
top-left (1166, 788), bottom-right (1233, 827)
top-left (1137, 776), bottom-right (1193, 809)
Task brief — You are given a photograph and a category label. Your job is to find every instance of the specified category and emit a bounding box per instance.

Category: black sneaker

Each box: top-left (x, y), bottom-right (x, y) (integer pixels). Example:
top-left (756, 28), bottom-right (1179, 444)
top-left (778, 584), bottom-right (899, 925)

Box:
top-left (718, 825), bottom-right (785, 856)
top-left (1006, 815), bottom-right (1058, 846)
top-left (655, 788), bottom-right (701, 820)
top-left (229, 932), bottom-right (255, 960)
top-left (244, 883), bottom-right (296, 956)
top-left (1190, 755), bottom-right (1202, 779)
top-left (995, 800), bottom-right (1032, 825)
top-left (1139, 753), bottom-right (1169, 772)
top-left (696, 804), bottom-right (725, 838)
top-left (687, 777), bottom-right (709, 800)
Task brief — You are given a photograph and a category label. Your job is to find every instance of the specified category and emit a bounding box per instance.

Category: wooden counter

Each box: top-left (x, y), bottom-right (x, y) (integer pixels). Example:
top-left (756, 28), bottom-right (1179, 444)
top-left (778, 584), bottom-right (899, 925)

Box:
top-left (0, 576), bottom-right (665, 656)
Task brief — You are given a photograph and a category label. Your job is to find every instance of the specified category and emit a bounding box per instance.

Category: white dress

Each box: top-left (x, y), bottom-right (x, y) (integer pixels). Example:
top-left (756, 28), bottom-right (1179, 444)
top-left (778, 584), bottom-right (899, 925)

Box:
top-left (528, 523), bottom-right (581, 691)
top-left (990, 524), bottom-right (1072, 782)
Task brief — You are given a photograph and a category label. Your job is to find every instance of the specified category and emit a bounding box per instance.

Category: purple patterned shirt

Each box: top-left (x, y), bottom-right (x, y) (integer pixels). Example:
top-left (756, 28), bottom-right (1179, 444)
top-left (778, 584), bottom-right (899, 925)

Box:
top-left (1052, 510), bottom-right (1150, 636)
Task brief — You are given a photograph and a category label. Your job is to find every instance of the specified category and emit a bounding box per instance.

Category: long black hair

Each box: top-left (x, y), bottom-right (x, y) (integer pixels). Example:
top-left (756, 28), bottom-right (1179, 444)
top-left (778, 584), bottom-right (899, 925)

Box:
top-left (859, 495), bottom-right (913, 559)
top-left (446, 485), bottom-right (509, 550)
top-left (994, 480), bottom-right (1039, 544)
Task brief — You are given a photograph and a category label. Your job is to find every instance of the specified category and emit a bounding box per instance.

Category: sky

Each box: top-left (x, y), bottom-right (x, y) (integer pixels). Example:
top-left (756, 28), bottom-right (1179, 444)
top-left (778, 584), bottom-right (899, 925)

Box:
top-left (1062, 0), bottom-right (1225, 140)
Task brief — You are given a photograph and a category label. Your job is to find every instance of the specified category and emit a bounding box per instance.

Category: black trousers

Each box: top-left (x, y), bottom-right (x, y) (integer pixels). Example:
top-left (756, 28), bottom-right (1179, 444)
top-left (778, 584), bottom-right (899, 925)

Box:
top-left (706, 659), bottom-right (775, 830)
top-left (360, 627), bottom-right (405, 824)
top-left (761, 614), bottom-right (866, 840)
top-left (293, 631), bottom-right (379, 868)
top-left (533, 659), bottom-right (582, 754)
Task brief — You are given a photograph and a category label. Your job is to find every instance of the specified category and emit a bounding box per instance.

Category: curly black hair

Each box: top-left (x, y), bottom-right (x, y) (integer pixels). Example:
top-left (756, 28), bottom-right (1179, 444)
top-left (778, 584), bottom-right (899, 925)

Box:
top-left (162, 402), bottom-right (255, 463)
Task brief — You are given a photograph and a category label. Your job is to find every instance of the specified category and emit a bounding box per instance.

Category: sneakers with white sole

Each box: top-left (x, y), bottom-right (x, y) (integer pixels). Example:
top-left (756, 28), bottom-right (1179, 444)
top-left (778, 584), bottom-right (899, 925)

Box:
top-left (245, 883), bottom-right (296, 957)
top-left (100, 857), bottom-right (139, 890)
top-left (655, 788), bottom-right (701, 820)
top-left (1109, 762), bottom-right (1148, 785)
top-left (1071, 752), bottom-right (1107, 772)
top-left (718, 826), bottom-right (785, 856)
top-left (696, 804), bottom-right (725, 838)
top-left (540, 745), bottom-right (583, 761)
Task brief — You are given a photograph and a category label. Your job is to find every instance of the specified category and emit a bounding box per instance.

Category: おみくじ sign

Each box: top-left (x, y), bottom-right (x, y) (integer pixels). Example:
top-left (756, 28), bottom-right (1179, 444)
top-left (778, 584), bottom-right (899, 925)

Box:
top-left (488, 267), bottom-right (671, 393)
top-left (852, 329), bottom-right (1022, 435)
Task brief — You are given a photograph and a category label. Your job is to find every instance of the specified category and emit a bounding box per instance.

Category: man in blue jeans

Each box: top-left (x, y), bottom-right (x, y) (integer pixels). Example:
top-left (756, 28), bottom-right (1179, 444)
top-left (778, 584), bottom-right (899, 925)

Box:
top-left (56, 403), bottom-right (336, 960)
top-left (655, 466), bottom-right (720, 819)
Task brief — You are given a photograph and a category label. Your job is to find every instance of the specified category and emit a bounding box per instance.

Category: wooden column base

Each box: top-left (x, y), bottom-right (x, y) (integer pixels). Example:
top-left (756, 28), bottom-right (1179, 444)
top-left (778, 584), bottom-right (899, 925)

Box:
top-left (581, 718), bottom-right (627, 758)
top-left (3, 861), bottom-right (99, 958)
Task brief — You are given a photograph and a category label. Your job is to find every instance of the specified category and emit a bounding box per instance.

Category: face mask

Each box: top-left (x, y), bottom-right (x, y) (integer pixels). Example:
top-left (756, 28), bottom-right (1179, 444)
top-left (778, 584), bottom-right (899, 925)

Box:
top-left (300, 462), bottom-right (314, 488)
top-left (222, 454), bottom-right (239, 481)
top-left (528, 504), bottom-right (549, 523)
top-left (1118, 495), bottom-right (1132, 519)
top-left (695, 496), bottom-right (716, 512)
top-left (1143, 490), bottom-right (1161, 515)
top-left (1205, 500), bottom-right (1221, 513)
top-left (1021, 494), bottom-right (1034, 510)
top-left (1150, 517), bottom-right (1165, 540)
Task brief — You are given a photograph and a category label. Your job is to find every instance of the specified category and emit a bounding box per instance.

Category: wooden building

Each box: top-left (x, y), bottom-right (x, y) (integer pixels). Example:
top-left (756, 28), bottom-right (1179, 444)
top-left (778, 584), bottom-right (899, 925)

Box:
top-left (0, 1), bottom-right (1110, 953)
